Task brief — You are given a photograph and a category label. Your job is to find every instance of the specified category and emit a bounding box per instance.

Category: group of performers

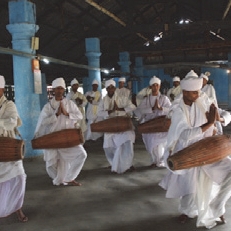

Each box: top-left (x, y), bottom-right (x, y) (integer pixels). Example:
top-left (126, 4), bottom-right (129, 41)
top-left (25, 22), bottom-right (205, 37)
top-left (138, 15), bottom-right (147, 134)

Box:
top-left (1, 70), bottom-right (231, 229)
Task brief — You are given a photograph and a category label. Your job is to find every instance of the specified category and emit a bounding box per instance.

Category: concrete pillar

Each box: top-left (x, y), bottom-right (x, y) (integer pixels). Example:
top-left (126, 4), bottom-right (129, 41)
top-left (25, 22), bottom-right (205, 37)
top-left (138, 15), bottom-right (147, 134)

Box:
top-left (39, 73), bottom-right (48, 110)
top-left (134, 57), bottom-right (144, 94)
top-left (117, 51), bottom-right (131, 91)
top-left (85, 38), bottom-right (102, 93)
top-left (118, 51), bottom-right (131, 79)
top-left (6, 0), bottom-right (41, 157)
top-left (228, 53), bottom-right (231, 110)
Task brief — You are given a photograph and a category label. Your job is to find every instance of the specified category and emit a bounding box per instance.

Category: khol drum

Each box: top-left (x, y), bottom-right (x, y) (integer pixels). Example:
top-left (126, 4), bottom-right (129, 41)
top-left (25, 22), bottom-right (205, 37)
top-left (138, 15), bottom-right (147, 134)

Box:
top-left (167, 134), bottom-right (231, 171)
top-left (91, 116), bottom-right (133, 133)
top-left (32, 128), bottom-right (84, 149)
top-left (137, 115), bottom-right (171, 133)
top-left (0, 137), bottom-right (24, 162)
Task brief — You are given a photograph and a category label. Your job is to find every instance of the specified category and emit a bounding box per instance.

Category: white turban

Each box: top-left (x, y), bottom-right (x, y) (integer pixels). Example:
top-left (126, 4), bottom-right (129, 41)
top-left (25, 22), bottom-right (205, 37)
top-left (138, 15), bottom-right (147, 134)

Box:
top-left (119, 77), bottom-right (126, 82)
top-left (185, 70), bottom-right (198, 79)
top-left (71, 78), bottom-right (79, 86)
top-left (105, 79), bottom-right (116, 88)
top-left (180, 70), bottom-right (202, 91)
top-left (0, 75), bottom-right (5, 88)
top-left (173, 76), bottom-right (180, 82)
top-left (149, 76), bottom-right (161, 86)
top-left (52, 77), bottom-right (66, 89)
top-left (92, 79), bottom-right (99, 85)
top-left (200, 73), bottom-right (208, 81)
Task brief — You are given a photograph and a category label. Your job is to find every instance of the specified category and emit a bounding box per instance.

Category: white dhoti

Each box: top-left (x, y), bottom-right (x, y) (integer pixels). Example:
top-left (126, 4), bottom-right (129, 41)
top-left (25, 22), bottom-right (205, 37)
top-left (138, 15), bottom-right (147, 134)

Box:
top-left (44, 145), bottom-right (87, 185)
top-left (0, 174), bottom-right (26, 217)
top-left (103, 131), bottom-right (135, 174)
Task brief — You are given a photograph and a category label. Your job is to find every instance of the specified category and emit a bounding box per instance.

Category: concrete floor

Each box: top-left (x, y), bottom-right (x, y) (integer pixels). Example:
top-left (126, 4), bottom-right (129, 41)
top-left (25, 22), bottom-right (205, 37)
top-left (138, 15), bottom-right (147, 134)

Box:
top-left (1, 127), bottom-right (231, 231)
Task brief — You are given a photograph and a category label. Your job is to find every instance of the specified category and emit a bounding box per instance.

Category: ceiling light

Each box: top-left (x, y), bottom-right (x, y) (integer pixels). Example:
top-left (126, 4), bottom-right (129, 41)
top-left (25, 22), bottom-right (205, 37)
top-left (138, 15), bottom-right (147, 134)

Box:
top-left (42, 58), bottom-right (49, 64)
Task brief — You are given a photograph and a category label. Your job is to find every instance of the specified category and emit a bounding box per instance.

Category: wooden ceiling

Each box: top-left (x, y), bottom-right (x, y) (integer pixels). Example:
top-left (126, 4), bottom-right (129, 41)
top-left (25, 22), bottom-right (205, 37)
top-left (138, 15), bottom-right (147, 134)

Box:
top-left (1, 0), bottom-right (231, 85)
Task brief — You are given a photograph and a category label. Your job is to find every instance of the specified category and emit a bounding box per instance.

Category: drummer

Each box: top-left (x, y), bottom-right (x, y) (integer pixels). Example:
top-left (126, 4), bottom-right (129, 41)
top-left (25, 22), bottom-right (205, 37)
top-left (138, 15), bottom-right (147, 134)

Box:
top-left (136, 76), bottom-right (171, 167)
top-left (34, 77), bottom-right (87, 186)
top-left (97, 79), bottom-right (136, 174)
top-left (0, 75), bottom-right (28, 222)
top-left (159, 70), bottom-right (231, 228)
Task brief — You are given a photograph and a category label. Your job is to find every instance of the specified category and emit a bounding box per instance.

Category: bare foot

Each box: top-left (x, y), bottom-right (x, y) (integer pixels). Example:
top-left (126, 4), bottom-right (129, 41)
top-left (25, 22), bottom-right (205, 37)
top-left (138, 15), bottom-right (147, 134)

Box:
top-left (178, 214), bottom-right (188, 224)
top-left (16, 209), bottom-right (28, 222)
top-left (219, 215), bottom-right (227, 224)
top-left (66, 180), bottom-right (82, 186)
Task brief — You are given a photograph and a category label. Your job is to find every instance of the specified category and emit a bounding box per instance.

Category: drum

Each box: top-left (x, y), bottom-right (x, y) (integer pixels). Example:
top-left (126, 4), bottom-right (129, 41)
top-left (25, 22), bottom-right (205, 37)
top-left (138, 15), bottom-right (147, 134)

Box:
top-left (167, 134), bottom-right (231, 171)
top-left (0, 137), bottom-right (24, 162)
top-left (137, 115), bottom-right (171, 133)
top-left (31, 128), bottom-right (84, 149)
top-left (91, 116), bottom-right (133, 133)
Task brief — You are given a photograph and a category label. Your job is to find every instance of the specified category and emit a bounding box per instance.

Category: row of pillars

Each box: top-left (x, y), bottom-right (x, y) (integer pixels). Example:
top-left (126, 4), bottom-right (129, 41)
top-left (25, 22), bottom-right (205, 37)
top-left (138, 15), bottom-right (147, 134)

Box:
top-left (6, 0), bottom-right (145, 158)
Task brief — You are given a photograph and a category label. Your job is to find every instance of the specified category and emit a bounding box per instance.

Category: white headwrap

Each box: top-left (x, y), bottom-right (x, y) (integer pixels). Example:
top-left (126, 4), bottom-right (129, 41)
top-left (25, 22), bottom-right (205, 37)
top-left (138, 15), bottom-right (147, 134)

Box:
top-left (119, 77), bottom-right (126, 82)
top-left (0, 75), bottom-right (5, 88)
top-left (149, 76), bottom-right (161, 86)
top-left (71, 78), bottom-right (79, 86)
top-left (92, 79), bottom-right (99, 85)
top-left (173, 76), bottom-right (180, 82)
top-left (105, 79), bottom-right (116, 88)
top-left (200, 73), bottom-right (208, 81)
top-left (52, 77), bottom-right (66, 89)
top-left (180, 70), bottom-right (202, 91)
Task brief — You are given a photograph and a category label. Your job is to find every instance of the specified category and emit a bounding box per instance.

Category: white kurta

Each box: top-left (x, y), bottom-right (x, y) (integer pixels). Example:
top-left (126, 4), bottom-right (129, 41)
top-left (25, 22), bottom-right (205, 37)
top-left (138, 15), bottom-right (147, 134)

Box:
top-left (136, 87), bottom-right (152, 106)
top-left (98, 93), bottom-right (136, 173)
top-left (66, 90), bottom-right (87, 133)
top-left (137, 93), bottom-right (171, 166)
top-left (166, 85), bottom-right (182, 102)
top-left (85, 90), bottom-right (103, 141)
top-left (201, 84), bottom-right (217, 106)
top-left (159, 97), bottom-right (231, 228)
top-left (0, 95), bottom-right (26, 218)
top-left (115, 87), bottom-right (131, 99)
top-left (34, 97), bottom-right (87, 186)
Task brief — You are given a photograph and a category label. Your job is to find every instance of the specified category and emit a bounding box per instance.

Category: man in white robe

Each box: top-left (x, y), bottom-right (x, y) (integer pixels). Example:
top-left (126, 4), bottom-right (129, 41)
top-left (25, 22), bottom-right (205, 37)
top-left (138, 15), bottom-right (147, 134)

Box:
top-left (98, 79), bottom-right (136, 174)
top-left (137, 76), bottom-right (171, 167)
top-left (85, 79), bottom-right (103, 141)
top-left (0, 75), bottom-right (28, 222)
top-left (115, 77), bottom-right (131, 99)
top-left (34, 77), bottom-right (87, 186)
top-left (200, 72), bottom-right (225, 135)
top-left (167, 76), bottom-right (182, 102)
top-left (200, 72), bottom-right (218, 106)
top-left (135, 86), bottom-right (152, 107)
top-left (159, 70), bottom-right (231, 229)
top-left (66, 78), bottom-right (87, 134)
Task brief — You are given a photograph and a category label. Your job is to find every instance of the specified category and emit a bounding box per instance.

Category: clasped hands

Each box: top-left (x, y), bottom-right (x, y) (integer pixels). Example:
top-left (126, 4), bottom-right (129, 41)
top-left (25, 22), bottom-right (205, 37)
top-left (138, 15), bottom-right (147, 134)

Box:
top-left (56, 102), bottom-right (69, 117)
top-left (206, 103), bottom-right (219, 125)
top-left (152, 99), bottom-right (163, 111)
top-left (75, 97), bottom-right (83, 105)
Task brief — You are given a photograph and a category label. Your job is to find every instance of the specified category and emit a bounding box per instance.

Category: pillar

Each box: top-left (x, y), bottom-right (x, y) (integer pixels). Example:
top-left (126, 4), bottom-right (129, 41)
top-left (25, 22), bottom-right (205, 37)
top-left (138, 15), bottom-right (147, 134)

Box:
top-left (118, 51), bottom-right (131, 91)
top-left (84, 38), bottom-right (102, 93)
top-left (118, 51), bottom-right (131, 78)
top-left (134, 57), bottom-right (144, 94)
top-left (39, 73), bottom-right (48, 110)
top-left (6, 0), bottom-right (41, 157)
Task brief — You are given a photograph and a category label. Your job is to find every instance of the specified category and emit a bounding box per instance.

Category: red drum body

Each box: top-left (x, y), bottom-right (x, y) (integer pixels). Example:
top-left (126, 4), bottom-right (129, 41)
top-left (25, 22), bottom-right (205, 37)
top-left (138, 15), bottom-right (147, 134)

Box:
top-left (31, 129), bottom-right (84, 149)
top-left (137, 115), bottom-right (171, 133)
top-left (0, 137), bottom-right (24, 162)
top-left (167, 134), bottom-right (231, 170)
top-left (91, 116), bottom-right (133, 133)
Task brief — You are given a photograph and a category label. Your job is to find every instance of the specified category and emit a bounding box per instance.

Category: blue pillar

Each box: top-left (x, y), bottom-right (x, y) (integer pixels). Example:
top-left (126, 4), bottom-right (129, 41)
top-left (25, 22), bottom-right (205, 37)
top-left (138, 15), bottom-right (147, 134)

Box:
top-left (85, 38), bottom-right (102, 93)
top-left (228, 53), bottom-right (231, 110)
top-left (134, 57), bottom-right (144, 94)
top-left (118, 51), bottom-right (131, 79)
top-left (39, 73), bottom-right (48, 110)
top-left (6, 0), bottom-right (41, 157)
